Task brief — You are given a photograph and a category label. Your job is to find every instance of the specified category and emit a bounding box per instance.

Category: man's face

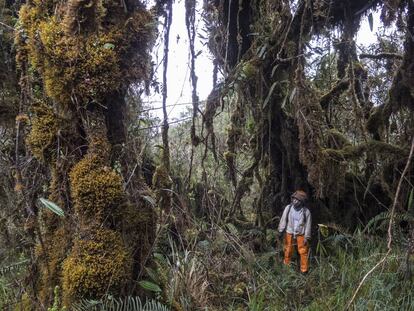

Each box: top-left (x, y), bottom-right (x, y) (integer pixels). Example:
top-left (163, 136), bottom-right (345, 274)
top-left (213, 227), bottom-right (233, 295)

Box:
top-left (292, 197), bottom-right (301, 207)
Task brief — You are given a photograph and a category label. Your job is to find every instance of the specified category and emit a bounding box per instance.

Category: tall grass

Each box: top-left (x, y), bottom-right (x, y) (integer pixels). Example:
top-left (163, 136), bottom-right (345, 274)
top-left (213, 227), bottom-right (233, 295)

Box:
top-left (150, 225), bottom-right (414, 310)
top-left (244, 231), bottom-right (414, 311)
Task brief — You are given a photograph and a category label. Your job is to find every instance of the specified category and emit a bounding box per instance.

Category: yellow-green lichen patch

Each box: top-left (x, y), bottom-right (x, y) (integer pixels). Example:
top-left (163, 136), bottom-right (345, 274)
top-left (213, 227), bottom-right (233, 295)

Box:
top-left (26, 104), bottom-right (59, 161)
top-left (62, 228), bottom-right (131, 302)
top-left (69, 154), bottom-right (124, 220)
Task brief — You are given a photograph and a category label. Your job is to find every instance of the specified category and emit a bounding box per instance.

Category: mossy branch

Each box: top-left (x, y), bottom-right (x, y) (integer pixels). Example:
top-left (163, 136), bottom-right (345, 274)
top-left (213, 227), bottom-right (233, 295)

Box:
top-left (322, 140), bottom-right (406, 161)
top-left (320, 78), bottom-right (349, 109)
top-left (359, 53), bottom-right (403, 60)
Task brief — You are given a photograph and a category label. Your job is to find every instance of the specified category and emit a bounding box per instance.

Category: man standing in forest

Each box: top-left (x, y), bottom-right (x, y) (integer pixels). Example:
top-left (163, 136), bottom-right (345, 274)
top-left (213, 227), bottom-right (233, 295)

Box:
top-left (278, 190), bottom-right (312, 273)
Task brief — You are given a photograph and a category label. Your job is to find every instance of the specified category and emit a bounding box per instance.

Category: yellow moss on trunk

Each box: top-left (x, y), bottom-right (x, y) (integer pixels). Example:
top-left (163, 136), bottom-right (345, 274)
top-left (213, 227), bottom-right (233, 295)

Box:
top-left (62, 228), bottom-right (132, 303)
top-left (26, 103), bottom-right (59, 161)
top-left (18, 0), bottom-right (155, 105)
top-left (69, 153), bottom-right (124, 222)
top-left (16, 0), bottom-right (156, 306)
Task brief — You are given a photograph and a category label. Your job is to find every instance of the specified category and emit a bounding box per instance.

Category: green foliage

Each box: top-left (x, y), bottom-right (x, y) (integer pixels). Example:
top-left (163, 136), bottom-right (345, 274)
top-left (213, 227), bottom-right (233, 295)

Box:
top-left (48, 286), bottom-right (67, 311)
top-left (364, 211), bottom-right (414, 234)
top-left (0, 259), bottom-right (29, 276)
top-left (72, 296), bottom-right (169, 311)
top-left (138, 280), bottom-right (162, 293)
top-left (148, 219), bottom-right (414, 310)
top-left (0, 255), bottom-right (29, 310)
top-left (150, 240), bottom-right (209, 310)
top-left (243, 232), bottom-right (414, 310)
top-left (247, 290), bottom-right (265, 311)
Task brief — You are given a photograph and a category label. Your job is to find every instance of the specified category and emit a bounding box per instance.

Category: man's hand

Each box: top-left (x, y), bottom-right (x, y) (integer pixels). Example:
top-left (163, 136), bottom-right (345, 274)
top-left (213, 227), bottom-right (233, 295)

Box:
top-left (304, 238), bottom-right (309, 246)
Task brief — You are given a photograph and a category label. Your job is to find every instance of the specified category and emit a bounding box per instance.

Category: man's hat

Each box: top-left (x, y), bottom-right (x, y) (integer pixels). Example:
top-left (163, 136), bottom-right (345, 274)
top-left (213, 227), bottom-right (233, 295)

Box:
top-left (291, 190), bottom-right (308, 202)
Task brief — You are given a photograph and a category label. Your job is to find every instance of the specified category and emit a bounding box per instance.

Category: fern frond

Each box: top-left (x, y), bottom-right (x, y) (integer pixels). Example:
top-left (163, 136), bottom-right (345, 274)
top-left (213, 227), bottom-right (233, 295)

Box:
top-left (72, 296), bottom-right (169, 311)
top-left (363, 211), bottom-right (414, 233)
top-left (0, 259), bottom-right (29, 276)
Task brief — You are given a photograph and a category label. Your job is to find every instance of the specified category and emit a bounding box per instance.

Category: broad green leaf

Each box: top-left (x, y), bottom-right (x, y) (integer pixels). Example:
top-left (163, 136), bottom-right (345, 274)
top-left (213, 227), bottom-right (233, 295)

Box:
top-left (144, 267), bottom-right (159, 283)
top-left (318, 224), bottom-right (329, 237)
top-left (153, 253), bottom-right (165, 263)
top-left (39, 198), bottom-right (65, 217)
top-left (103, 43), bottom-right (115, 49)
top-left (142, 195), bottom-right (156, 207)
top-left (138, 280), bottom-right (162, 292)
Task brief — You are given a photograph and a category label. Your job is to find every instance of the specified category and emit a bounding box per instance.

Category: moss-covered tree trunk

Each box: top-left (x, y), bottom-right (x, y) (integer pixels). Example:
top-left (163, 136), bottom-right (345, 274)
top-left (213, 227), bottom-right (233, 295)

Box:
top-left (15, 0), bottom-right (157, 307)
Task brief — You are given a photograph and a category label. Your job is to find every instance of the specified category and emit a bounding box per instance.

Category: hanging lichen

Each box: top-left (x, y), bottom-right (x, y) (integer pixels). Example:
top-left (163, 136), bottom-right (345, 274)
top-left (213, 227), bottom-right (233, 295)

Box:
top-left (202, 0), bottom-right (414, 228)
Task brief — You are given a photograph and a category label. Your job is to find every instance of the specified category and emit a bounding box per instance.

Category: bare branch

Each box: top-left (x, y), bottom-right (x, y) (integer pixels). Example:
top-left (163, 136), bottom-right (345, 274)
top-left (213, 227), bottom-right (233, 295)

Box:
top-left (0, 21), bottom-right (15, 31)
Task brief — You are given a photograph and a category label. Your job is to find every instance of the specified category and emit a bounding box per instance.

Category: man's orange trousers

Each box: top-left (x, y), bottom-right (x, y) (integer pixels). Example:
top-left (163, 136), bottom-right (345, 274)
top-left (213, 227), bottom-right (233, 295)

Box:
top-left (283, 233), bottom-right (309, 273)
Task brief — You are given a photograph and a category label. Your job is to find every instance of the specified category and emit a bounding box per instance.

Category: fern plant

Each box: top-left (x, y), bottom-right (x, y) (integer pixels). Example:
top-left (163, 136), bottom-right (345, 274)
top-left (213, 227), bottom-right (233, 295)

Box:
top-left (72, 296), bottom-right (169, 311)
top-left (363, 211), bottom-right (414, 234)
top-left (0, 259), bottom-right (29, 276)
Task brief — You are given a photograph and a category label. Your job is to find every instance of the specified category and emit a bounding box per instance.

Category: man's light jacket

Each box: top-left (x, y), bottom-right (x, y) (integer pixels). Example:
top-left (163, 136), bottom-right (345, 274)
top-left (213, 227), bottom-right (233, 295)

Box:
top-left (278, 204), bottom-right (312, 239)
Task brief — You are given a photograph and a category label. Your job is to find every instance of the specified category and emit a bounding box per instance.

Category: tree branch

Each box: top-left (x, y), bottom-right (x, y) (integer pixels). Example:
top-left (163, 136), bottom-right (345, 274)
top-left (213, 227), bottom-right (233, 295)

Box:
top-left (320, 78), bottom-right (350, 109)
top-left (359, 53), bottom-right (403, 60)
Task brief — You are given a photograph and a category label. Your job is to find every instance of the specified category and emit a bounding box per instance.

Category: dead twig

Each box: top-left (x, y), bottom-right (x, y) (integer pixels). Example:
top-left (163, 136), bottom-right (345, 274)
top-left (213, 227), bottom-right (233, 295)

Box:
top-left (0, 21), bottom-right (15, 31)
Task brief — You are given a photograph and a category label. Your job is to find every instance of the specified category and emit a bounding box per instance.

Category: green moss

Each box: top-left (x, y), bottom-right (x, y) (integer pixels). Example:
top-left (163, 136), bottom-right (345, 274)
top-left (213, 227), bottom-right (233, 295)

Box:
top-left (26, 104), bottom-right (58, 161)
top-left (322, 140), bottom-right (406, 161)
top-left (70, 154), bottom-right (124, 221)
top-left (18, 1), bottom-right (155, 106)
top-left (152, 165), bottom-right (172, 211)
top-left (366, 107), bottom-right (384, 135)
top-left (16, 0), bottom-right (156, 305)
top-left (152, 165), bottom-right (172, 190)
top-left (241, 60), bottom-right (258, 79)
top-left (326, 128), bottom-right (351, 148)
top-left (223, 151), bottom-right (235, 161)
top-left (14, 292), bottom-right (31, 311)
top-left (62, 228), bottom-right (131, 303)
top-left (35, 226), bottom-right (72, 305)
top-left (63, 0), bottom-right (101, 34)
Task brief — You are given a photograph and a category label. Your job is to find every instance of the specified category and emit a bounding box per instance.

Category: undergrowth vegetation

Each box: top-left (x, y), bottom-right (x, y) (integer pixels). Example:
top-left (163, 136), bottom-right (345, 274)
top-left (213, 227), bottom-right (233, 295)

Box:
top-left (145, 224), bottom-right (414, 310)
top-left (1, 0), bottom-right (414, 309)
